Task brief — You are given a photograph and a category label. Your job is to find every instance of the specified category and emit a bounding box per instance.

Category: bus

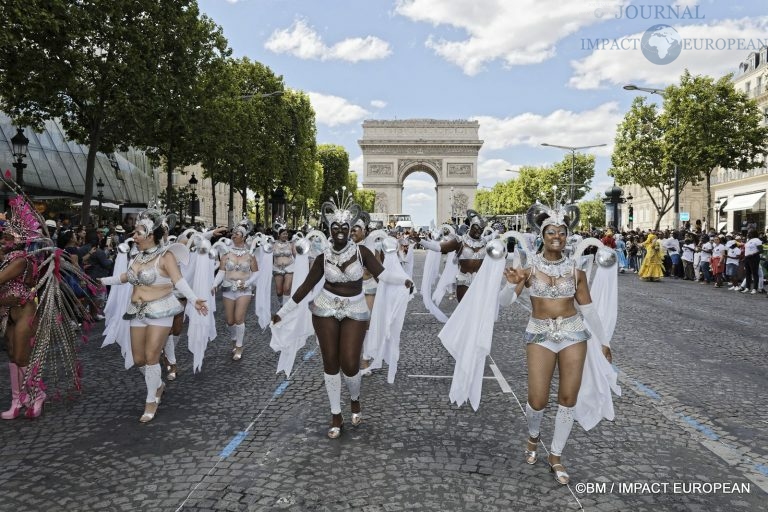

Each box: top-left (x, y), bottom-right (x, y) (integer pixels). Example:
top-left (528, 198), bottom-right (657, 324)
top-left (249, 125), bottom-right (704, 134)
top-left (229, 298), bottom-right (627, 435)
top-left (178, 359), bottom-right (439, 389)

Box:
top-left (388, 213), bottom-right (413, 230)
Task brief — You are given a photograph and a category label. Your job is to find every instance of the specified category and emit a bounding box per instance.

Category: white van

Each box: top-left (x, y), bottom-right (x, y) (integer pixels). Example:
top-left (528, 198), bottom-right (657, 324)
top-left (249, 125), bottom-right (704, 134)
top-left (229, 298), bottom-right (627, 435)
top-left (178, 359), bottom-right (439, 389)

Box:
top-left (389, 213), bottom-right (413, 230)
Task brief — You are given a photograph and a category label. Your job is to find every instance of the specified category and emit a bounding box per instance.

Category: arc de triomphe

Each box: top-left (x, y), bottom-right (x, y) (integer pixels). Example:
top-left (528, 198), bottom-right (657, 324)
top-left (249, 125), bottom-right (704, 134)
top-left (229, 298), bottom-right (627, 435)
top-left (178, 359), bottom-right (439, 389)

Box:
top-left (358, 119), bottom-right (483, 224)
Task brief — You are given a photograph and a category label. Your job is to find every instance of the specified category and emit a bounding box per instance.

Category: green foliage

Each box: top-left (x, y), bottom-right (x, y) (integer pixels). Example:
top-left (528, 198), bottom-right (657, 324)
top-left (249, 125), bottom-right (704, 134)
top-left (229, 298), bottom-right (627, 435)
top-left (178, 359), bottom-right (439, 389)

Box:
top-left (472, 154), bottom-right (596, 214)
top-left (0, 0), bottom-right (231, 223)
top-left (317, 144), bottom-right (350, 204)
top-left (578, 198), bottom-right (606, 231)
top-left (354, 189), bottom-right (376, 212)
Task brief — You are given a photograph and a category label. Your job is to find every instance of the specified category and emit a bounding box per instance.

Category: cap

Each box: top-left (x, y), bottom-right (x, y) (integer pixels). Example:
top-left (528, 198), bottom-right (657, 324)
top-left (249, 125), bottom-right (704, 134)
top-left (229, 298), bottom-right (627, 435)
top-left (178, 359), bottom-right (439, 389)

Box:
top-left (45, 219), bottom-right (57, 228)
top-left (114, 225), bottom-right (126, 233)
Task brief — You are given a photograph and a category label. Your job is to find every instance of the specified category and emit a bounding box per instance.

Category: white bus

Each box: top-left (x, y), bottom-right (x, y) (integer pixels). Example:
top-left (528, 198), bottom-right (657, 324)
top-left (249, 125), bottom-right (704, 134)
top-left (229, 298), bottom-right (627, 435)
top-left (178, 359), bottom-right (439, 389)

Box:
top-left (388, 213), bottom-right (413, 230)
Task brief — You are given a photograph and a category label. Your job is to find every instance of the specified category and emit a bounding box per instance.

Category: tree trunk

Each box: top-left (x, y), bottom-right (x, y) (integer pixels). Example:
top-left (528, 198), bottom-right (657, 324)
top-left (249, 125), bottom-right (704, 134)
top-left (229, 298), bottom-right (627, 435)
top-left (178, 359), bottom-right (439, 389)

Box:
top-left (80, 124), bottom-right (102, 225)
top-left (211, 179), bottom-right (217, 226)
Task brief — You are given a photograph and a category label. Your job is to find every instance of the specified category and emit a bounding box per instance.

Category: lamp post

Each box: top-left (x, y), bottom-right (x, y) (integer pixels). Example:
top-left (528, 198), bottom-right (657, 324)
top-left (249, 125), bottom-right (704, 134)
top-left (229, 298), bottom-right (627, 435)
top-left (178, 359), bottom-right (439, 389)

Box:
top-left (540, 142), bottom-right (607, 203)
top-left (10, 128), bottom-right (29, 191)
top-left (189, 173), bottom-right (198, 227)
top-left (626, 192), bottom-right (634, 229)
top-left (623, 83), bottom-right (680, 230)
top-left (449, 186), bottom-right (455, 224)
top-left (96, 178), bottom-right (105, 226)
top-left (603, 184), bottom-right (625, 230)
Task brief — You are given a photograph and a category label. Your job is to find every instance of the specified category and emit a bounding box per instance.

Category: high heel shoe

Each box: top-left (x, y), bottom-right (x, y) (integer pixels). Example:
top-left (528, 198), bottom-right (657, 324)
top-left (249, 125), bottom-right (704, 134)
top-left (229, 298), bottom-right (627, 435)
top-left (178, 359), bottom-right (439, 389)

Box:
top-left (139, 402), bottom-right (158, 423)
top-left (155, 383), bottom-right (166, 405)
top-left (327, 415), bottom-right (344, 439)
top-left (350, 400), bottom-right (362, 426)
top-left (166, 364), bottom-right (177, 381)
top-left (25, 390), bottom-right (46, 419)
top-left (524, 436), bottom-right (540, 465)
top-left (548, 455), bottom-right (570, 485)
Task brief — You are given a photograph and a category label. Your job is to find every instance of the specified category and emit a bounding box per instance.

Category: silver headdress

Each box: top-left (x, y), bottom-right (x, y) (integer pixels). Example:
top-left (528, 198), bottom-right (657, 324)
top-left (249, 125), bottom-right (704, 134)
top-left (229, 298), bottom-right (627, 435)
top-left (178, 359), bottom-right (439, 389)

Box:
top-left (466, 209), bottom-right (486, 229)
top-left (354, 211), bottom-right (370, 230)
top-left (272, 217), bottom-right (288, 234)
top-left (321, 186), bottom-right (361, 227)
top-left (233, 216), bottom-right (254, 237)
top-left (136, 207), bottom-right (165, 236)
top-left (526, 203), bottom-right (580, 234)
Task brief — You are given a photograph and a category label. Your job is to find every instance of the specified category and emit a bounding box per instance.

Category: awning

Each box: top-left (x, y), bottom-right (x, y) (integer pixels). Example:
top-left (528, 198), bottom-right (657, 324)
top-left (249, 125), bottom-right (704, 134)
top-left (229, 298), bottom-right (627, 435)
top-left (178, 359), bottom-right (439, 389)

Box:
top-left (717, 221), bottom-right (727, 232)
top-left (72, 199), bottom-right (120, 209)
top-left (723, 192), bottom-right (765, 211)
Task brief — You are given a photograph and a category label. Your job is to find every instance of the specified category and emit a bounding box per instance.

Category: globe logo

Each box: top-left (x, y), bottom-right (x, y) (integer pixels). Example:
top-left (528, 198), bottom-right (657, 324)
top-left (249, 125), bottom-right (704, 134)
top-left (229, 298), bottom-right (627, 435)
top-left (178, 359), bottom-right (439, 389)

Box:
top-left (641, 24), bottom-right (682, 65)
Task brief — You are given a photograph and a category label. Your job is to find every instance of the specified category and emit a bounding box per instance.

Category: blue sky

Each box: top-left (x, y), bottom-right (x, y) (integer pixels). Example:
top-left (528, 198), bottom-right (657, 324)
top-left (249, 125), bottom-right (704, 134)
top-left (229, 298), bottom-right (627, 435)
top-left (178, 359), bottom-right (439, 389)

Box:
top-left (199, 0), bottom-right (767, 226)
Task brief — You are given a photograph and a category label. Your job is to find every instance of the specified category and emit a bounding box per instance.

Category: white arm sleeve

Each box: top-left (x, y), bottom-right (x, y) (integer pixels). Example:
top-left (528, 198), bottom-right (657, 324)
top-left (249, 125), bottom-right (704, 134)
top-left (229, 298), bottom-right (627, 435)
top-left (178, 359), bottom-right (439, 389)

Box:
top-left (580, 302), bottom-right (609, 347)
top-left (244, 270), bottom-right (260, 288)
top-left (212, 270), bottom-right (225, 288)
top-left (100, 275), bottom-right (124, 286)
top-left (498, 281), bottom-right (518, 307)
top-left (275, 298), bottom-right (298, 320)
top-left (377, 267), bottom-right (409, 286)
top-left (174, 278), bottom-right (200, 304)
top-left (420, 239), bottom-right (441, 252)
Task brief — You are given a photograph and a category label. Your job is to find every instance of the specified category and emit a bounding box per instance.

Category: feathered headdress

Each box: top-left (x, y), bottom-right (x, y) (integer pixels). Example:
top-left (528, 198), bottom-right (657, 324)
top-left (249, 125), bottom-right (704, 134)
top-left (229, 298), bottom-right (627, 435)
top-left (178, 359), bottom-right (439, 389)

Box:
top-left (321, 186), bottom-right (361, 227)
top-left (272, 217), bottom-right (287, 234)
top-left (526, 203), bottom-right (580, 234)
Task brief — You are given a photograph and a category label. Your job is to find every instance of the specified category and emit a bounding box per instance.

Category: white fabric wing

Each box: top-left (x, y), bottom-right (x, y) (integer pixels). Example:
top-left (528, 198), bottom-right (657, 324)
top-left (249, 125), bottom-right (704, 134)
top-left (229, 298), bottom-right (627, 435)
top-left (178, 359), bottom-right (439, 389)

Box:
top-left (421, 249), bottom-right (448, 323)
top-left (185, 253), bottom-right (217, 373)
top-left (269, 252), bottom-right (314, 378)
top-left (101, 252), bottom-right (133, 369)
top-left (364, 250), bottom-right (412, 383)
top-left (438, 256), bottom-right (505, 411)
top-left (432, 254), bottom-right (459, 305)
top-left (255, 247), bottom-right (273, 329)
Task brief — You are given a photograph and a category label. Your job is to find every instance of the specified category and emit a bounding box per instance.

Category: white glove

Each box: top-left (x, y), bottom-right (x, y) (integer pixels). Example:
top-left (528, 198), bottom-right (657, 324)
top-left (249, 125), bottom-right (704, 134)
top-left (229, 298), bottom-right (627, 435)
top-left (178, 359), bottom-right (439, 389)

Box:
top-left (100, 275), bottom-right (123, 286)
top-left (244, 271), bottom-right (260, 288)
top-left (174, 278), bottom-right (199, 304)
top-left (212, 271), bottom-right (225, 288)
top-left (274, 298), bottom-right (299, 321)
top-left (420, 239), bottom-right (441, 252)
top-left (498, 281), bottom-right (518, 307)
top-left (580, 302), bottom-right (608, 347)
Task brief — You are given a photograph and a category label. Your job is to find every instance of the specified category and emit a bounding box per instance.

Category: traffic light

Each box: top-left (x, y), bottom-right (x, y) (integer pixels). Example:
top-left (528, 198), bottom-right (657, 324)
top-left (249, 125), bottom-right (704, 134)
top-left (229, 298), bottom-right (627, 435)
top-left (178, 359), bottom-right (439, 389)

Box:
top-left (628, 205), bottom-right (634, 221)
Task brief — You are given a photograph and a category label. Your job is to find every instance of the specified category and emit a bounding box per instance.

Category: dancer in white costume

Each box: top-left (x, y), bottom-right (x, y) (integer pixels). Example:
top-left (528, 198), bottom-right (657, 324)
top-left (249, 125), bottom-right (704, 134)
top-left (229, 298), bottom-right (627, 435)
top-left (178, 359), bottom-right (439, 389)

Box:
top-left (272, 189), bottom-right (412, 439)
top-left (212, 219), bottom-right (259, 361)
top-left (504, 203), bottom-right (619, 485)
top-left (272, 219), bottom-right (296, 305)
top-left (100, 208), bottom-right (208, 422)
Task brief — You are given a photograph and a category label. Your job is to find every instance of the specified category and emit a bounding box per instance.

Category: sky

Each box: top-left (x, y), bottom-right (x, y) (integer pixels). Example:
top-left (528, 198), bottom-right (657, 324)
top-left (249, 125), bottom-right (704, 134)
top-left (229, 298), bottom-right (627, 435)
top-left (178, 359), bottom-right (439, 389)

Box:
top-left (199, 0), bottom-right (767, 227)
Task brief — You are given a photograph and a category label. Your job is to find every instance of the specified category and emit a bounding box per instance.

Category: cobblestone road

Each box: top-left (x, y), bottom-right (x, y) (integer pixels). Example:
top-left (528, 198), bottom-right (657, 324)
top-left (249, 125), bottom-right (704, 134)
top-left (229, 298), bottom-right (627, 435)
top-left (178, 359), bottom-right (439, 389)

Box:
top-left (1, 252), bottom-right (766, 511)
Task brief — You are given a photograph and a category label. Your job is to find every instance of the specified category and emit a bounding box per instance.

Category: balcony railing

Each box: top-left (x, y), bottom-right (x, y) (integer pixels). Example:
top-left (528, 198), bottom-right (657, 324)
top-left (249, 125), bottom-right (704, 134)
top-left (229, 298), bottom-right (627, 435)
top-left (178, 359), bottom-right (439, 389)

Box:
top-left (711, 166), bottom-right (768, 185)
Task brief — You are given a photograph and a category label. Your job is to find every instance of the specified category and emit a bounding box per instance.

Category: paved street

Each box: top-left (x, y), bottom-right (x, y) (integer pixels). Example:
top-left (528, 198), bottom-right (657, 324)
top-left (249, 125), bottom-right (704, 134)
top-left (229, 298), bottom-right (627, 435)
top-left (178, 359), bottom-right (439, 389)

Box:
top-left (1, 251), bottom-right (767, 511)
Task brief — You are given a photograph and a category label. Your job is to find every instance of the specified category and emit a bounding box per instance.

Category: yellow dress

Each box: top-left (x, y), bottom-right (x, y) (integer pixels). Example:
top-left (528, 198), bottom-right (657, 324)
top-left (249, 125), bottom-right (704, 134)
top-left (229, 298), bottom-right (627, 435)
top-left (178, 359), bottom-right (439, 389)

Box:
top-left (638, 234), bottom-right (664, 280)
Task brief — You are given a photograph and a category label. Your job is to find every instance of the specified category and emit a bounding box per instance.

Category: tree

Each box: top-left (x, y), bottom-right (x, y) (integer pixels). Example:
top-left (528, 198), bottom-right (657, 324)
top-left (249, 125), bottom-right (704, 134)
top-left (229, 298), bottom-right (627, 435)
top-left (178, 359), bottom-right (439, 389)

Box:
top-left (317, 144), bottom-right (350, 204)
top-left (610, 97), bottom-right (678, 230)
top-left (578, 198), bottom-right (606, 231)
top-left (663, 70), bottom-right (768, 227)
top-left (0, 0), bottom-right (229, 222)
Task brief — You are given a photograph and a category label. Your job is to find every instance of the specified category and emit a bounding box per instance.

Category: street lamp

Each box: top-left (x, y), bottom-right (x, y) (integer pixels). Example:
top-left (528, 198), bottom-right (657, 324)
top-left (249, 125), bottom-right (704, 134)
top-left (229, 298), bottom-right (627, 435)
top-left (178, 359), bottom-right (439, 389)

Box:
top-left (96, 177), bottom-right (105, 226)
top-left (450, 186), bottom-right (455, 224)
top-left (540, 142), bottom-right (607, 203)
top-left (623, 83), bottom-right (680, 230)
top-left (188, 173), bottom-right (198, 227)
top-left (626, 192), bottom-right (634, 229)
top-left (10, 128), bottom-right (29, 191)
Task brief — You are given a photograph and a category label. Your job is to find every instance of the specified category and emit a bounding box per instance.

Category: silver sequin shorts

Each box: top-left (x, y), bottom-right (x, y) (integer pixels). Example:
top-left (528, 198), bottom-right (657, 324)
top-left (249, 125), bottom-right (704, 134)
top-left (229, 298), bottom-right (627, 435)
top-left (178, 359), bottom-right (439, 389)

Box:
top-left (309, 289), bottom-right (370, 321)
top-left (523, 314), bottom-right (589, 353)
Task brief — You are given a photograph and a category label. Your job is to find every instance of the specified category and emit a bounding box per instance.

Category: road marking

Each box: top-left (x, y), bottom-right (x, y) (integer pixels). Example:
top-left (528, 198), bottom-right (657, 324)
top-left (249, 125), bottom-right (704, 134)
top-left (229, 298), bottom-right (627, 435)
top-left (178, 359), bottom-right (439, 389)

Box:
top-left (408, 374), bottom-right (497, 379)
top-left (489, 364), bottom-right (512, 393)
top-left (219, 431), bottom-right (248, 458)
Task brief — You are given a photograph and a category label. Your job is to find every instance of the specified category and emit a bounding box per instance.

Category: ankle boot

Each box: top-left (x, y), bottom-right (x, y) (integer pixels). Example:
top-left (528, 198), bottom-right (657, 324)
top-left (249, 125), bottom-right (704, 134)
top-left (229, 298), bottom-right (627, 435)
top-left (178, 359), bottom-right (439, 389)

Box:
top-left (24, 373), bottom-right (46, 419)
top-left (1, 363), bottom-right (22, 420)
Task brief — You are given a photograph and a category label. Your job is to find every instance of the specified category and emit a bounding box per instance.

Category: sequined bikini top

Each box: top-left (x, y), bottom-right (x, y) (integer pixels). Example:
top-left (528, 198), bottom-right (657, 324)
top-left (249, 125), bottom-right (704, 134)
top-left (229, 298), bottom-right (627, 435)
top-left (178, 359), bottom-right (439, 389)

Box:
top-left (528, 254), bottom-right (576, 299)
top-left (0, 251), bottom-right (36, 302)
top-left (458, 234), bottom-right (486, 261)
top-left (127, 247), bottom-right (172, 287)
top-left (273, 241), bottom-right (294, 258)
top-left (323, 242), bottom-right (364, 283)
top-left (224, 250), bottom-right (251, 272)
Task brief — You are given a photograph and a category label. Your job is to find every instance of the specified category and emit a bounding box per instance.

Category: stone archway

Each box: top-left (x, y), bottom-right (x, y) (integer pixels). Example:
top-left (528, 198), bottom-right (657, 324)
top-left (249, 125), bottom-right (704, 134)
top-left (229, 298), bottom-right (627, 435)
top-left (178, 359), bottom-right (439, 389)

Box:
top-left (359, 119), bottom-right (483, 223)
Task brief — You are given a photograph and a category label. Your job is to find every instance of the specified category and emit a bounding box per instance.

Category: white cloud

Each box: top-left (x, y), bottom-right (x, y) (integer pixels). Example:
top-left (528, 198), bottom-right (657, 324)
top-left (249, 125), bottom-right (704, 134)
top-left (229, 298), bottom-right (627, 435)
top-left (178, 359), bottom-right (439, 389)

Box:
top-left (403, 178), bottom-right (435, 191)
top-left (569, 17), bottom-right (768, 90)
top-left (405, 192), bottom-right (432, 204)
top-left (472, 102), bottom-right (621, 156)
top-left (265, 19), bottom-right (391, 62)
top-left (370, 99), bottom-right (387, 108)
top-left (477, 158), bottom-right (522, 185)
top-left (672, 0), bottom-right (699, 8)
top-left (394, 0), bottom-right (627, 75)
top-left (308, 92), bottom-right (370, 127)
top-left (349, 154), bottom-right (364, 177)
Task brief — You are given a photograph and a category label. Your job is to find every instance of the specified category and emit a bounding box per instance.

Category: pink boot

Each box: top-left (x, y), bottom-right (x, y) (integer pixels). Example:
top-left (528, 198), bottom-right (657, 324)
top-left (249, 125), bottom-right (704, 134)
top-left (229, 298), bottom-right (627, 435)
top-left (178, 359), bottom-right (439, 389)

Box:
top-left (24, 376), bottom-right (46, 419)
top-left (1, 362), bottom-right (22, 420)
